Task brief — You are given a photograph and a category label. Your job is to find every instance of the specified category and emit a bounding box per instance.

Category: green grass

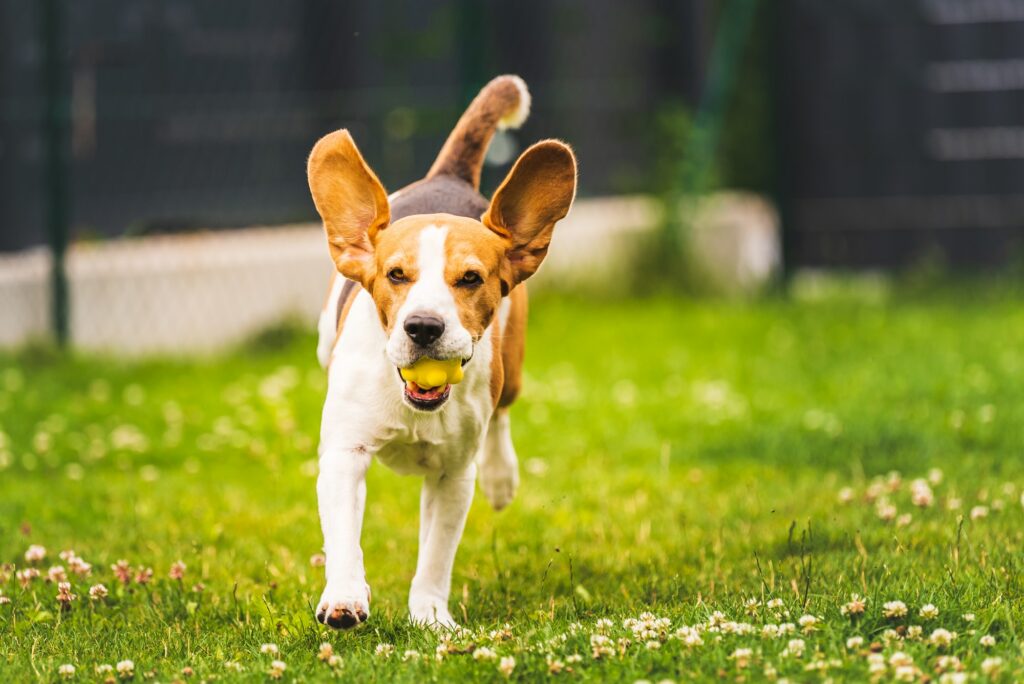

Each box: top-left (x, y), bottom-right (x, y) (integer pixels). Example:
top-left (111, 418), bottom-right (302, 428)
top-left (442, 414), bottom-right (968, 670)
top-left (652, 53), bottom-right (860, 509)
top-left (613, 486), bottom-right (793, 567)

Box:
top-left (2, 284), bottom-right (1024, 682)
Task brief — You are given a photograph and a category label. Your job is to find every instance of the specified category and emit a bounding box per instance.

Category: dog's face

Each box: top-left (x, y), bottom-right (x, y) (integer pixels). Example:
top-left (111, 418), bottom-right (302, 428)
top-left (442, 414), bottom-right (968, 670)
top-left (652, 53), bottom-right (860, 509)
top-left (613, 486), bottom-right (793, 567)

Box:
top-left (308, 130), bottom-right (575, 411)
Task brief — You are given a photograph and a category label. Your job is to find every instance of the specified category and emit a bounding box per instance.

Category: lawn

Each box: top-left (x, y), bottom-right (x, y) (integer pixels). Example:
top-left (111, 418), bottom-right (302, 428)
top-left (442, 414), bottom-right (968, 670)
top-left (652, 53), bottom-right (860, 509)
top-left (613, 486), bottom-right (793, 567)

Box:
top-left (1, 283), bottom-right (1024, 682)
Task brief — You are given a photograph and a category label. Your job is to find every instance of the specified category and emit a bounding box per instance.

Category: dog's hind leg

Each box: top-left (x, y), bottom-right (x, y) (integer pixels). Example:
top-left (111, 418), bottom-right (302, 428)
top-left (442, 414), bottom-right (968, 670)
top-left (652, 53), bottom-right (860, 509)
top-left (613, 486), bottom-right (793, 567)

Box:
top-left (478, 409), bottom-right (520, 511)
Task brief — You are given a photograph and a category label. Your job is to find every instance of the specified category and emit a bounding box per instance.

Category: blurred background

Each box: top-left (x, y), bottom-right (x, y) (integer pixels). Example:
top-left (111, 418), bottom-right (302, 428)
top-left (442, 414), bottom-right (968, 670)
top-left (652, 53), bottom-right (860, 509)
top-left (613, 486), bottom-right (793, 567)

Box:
top-left (2, 0), bottom-right (1023, 353)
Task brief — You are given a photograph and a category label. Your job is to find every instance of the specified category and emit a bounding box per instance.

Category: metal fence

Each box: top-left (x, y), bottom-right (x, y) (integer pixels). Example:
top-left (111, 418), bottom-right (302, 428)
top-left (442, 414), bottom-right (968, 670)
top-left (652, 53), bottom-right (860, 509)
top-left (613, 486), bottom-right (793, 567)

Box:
top-left (0, 0), bottom-right (712, 349)
top-left (779, 0), bottom-right (1024, 268)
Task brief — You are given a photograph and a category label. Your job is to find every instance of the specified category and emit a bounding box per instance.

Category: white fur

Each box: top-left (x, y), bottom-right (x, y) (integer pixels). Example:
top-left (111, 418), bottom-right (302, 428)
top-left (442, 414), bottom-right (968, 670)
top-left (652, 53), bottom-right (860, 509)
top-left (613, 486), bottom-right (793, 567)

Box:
top-left (317, 275), bottom-right (346, 368)
top-left (316, 225), bottom-right (509, 629)
top-left (498, 75), bottom-right (531, 130)
top-left (385, 225), bottom-right (473, 368)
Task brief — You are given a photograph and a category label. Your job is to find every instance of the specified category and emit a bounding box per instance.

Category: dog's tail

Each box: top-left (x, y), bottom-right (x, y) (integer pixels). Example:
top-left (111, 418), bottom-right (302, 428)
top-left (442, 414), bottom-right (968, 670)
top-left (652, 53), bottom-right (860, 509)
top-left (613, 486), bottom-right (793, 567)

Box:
top-left (427, 75), bottom-right (531, 190)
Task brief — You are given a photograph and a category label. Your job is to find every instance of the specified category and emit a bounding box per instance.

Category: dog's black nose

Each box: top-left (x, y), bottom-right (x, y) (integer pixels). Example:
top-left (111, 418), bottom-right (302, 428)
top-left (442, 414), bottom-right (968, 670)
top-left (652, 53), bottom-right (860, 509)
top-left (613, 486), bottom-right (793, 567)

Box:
top-left (404, 313), bottom-right (445, 346)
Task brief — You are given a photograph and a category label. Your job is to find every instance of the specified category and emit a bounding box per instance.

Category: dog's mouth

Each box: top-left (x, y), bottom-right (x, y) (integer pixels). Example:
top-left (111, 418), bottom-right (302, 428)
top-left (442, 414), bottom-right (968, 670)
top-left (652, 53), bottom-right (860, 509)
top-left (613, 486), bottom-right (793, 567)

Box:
top-left (398, 371), bottom-right (452, 411)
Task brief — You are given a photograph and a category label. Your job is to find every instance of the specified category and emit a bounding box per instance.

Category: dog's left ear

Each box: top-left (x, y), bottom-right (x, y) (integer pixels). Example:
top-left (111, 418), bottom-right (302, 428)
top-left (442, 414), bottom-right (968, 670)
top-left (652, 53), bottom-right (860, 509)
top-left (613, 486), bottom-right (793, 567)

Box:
top-left (483, 140), bottom-right (576, 288)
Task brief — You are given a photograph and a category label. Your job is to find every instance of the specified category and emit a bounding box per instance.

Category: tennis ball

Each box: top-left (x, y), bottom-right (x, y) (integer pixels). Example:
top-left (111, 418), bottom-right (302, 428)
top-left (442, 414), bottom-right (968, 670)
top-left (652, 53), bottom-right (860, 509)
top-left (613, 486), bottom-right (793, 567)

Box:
top-left (400, 357), bottom-right (464, 389)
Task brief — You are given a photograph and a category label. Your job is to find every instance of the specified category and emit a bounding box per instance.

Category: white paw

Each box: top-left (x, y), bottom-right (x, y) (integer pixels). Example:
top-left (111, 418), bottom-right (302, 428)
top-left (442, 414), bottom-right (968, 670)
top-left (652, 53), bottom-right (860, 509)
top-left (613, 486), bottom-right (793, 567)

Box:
top-left (316, 580), bottom-right (370, 629)
top-left (479, 464), bottom-right (519, 511)
top-left (409, 594), bottom-right (458, 630)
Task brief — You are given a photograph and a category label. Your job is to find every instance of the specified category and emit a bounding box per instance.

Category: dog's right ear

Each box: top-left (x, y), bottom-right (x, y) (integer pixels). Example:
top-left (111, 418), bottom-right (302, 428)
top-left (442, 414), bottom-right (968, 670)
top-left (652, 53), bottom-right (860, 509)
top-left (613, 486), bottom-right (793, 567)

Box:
top-left (308, 129), bottom-right (390, 286)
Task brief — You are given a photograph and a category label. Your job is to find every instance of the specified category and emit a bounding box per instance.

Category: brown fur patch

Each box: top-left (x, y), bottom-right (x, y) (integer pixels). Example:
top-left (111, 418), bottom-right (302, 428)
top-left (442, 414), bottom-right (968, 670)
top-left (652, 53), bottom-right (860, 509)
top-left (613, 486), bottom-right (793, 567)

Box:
top-left (498, 285), bottom-right (528, 407)
top-left (489, 316), bottom-right (504, 408)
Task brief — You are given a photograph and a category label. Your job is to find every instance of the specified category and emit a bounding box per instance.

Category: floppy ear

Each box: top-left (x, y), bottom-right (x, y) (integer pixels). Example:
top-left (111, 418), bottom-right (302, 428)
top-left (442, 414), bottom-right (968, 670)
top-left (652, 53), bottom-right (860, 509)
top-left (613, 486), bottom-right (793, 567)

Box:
top-left (307, 129), bottom-right (390, 285)
top-left (483, 140), bottom-right (577, 287)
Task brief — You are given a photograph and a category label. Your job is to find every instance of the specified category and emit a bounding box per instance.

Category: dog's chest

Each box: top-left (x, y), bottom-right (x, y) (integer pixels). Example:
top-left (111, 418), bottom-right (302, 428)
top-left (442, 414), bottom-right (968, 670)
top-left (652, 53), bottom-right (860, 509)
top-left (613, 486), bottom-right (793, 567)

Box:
top-left (374, 410), bottom-right (484, 476)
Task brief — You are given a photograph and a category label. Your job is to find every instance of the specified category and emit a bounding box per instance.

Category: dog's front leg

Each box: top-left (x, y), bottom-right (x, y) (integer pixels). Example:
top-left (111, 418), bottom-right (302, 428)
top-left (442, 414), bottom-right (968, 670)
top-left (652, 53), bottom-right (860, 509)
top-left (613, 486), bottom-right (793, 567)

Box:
top-left (315, 446), bottom-right (372, 629)
top-left (409, 464), bottom-right (476, 628)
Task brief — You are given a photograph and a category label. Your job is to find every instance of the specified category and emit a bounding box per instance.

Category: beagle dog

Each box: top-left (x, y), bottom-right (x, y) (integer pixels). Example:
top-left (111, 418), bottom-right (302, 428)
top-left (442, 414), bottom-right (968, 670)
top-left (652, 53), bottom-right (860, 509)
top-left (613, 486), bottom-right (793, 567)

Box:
top-left (308, 75), bottom-right (576, 629)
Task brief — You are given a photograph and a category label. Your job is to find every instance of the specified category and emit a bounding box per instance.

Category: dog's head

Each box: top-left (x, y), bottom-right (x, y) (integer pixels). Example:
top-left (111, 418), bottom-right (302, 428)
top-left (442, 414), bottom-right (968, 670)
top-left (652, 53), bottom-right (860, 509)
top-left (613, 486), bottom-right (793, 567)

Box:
top-left (308, 130), bottom-right (576, 411)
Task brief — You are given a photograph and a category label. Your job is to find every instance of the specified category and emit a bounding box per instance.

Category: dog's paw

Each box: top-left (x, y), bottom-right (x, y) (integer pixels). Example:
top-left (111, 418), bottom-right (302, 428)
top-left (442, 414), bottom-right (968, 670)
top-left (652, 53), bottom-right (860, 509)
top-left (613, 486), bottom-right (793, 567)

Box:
top-left (409, 594), bottom-right (458, 631)
top-left (316, 581), bottom-right (370, 629)
top-left (479, 466), bottom-right (519, 511)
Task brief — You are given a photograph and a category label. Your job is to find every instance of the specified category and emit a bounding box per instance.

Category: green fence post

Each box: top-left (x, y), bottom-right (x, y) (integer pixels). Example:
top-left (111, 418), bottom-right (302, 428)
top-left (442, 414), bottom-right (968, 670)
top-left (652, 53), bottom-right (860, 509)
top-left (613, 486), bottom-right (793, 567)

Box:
top-left (684, 0), bottom-right (760, 195)
top-left (41, 0), bottom-right (71, 347)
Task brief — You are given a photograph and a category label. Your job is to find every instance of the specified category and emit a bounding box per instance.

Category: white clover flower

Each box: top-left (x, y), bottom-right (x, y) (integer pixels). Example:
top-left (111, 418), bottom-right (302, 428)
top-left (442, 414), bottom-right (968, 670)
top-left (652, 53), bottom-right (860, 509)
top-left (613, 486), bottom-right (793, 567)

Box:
top-left (744, 597), bottom-right (761, 615)
top-left (883, 600), bottom-right (908, 618)
top-left (837, 487), bottom-right (855, 504)
top-left (894, 665), bottom-right (918, 682)
top-left (95, 665), bottom-right (114, 675)
top-left (766, 598), bottom-right (785, 610)
top-left (928, 468), bottom-right (943, 484)
top-left (946, 497), bottom-right (962, 511)
top-left (546, 656), bottom-right (565, 674)
top-left (938, 673), bottom-right (968, 684)
top-left (259, 643), bottom-right (279, 656)
top-left (645, 640), bottom-right (661, 650)
top-left (590, 634), bottom-right (615, 658)
top-left (268, 660), bottom-right (286, 679)
top-left (906, 625), bottom-right (923, 640)
top-left (498, 656), bottom-right (516, 677)
top-left (706, 610), bottom-right (727, 628)
top-left (929, 628), bottom-right (955, 647)
top-left (116, 660), bottom-right (134, 679)
top-left (867, 654), bottom-right (887, 676)
top-left (594, 617), bottom-right (613, 631)
top-left (876, 500), bottom-right (897, 521)
top-left (889, 651), bottom-right (913, 668)
top-left (782, 638), bottom-right (805, 658)
top-left (846, 636), bottom-right (864, 649)
top-left (761, 624), bottom-right (781, 639)
top-left (374, 643), bottom-right (394, 658)
top-left (980, 634), bottom-right (996, 647)
top-left (980, 657), bottom-right (1003, 676)
top-left (910, 479), bottom-right (934, 507)
top-left (962, 612), bottom-right (975, 622)
top-left (896, 513), bottom-right (913, 527)
top-left (58, 664), bottom-right (76, 679)
top-left (970, 505), bottom-right (988, 520)
top-left (401, 650), bottom-right (421, 662)
top-left (934, 655), bottom-right (961, 672)
top-left (89, 584), bottom-right (108, 600)
top-left (730, 648), bottom-right (752, 667)
top-left (473, 647), bottom-right (497, 661)
top-left (168, 561), bottom-right (186, 580)
top-left (841, 594), bottom-right (866, 617)
top-left (24, 545), bottom-right (47, 563)
top-left (797, 614), bottom-right (820, 633)
top-left (566, 654), bottom-right (583, 664)
top-left (317, 643), bottom-right (334, 662)
top-left (881, 628), bottom-right (902, 645)
top-left (919, 604), bottom-right (939, 620)
top-left (674, 626), bottom-right (704, 647)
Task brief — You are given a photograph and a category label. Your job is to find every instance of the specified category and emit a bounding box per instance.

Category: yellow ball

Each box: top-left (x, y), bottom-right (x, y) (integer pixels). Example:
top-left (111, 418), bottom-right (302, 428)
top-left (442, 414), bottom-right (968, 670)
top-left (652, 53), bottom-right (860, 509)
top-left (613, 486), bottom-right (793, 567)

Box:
top-left (399, 357), bottom-right (464, 389)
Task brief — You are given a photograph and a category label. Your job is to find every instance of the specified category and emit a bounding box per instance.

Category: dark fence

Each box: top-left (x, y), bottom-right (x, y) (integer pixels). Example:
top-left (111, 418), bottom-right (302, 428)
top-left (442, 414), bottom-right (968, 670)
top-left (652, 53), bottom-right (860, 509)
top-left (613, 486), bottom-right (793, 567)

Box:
top-left (779, 0), bottom-right (1024, 268)
top-left (0, 0), bottom-right (709, 252)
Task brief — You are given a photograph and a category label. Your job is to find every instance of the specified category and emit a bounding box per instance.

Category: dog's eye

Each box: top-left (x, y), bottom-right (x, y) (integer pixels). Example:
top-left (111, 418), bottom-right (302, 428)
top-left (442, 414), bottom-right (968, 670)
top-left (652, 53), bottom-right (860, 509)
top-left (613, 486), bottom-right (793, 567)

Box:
top-left (387, 268), bottom-right (408, 284)
top-left (457, 271), bottom-right (482, 287)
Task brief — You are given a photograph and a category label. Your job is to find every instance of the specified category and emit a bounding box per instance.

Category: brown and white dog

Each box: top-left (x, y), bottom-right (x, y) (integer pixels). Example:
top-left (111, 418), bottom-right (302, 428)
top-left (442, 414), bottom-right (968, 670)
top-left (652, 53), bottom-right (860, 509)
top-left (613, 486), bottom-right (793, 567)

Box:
top-left (307, 75), bottom-right (576, 629)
